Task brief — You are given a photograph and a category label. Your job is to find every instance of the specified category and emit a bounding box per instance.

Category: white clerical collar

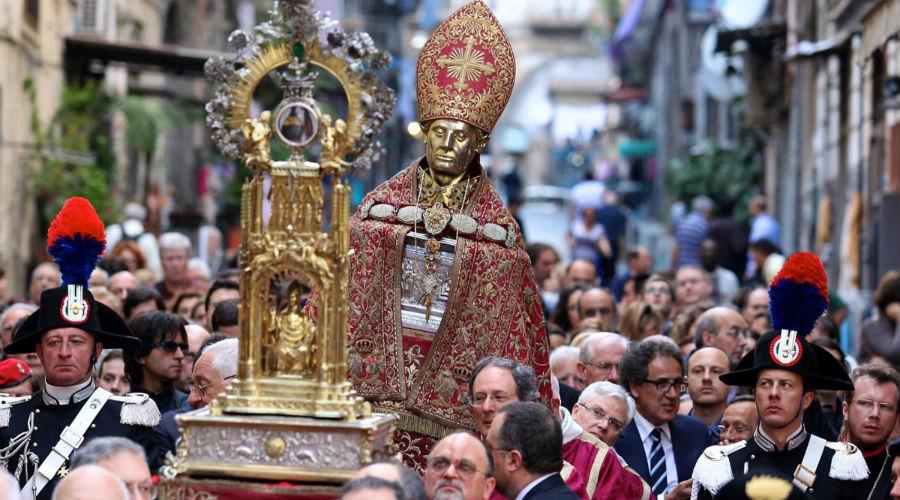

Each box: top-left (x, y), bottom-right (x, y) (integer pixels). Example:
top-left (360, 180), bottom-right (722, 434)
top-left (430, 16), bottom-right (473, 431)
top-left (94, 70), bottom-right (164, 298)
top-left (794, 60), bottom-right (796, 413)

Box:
top-left (633, 410), bottom-right (671, 443)
top-left (43, 378), bottom-right (95, 406)
top-left (514, 473), bottom-right (555, 500)
top-left (559, 406), bottom-right (582, 444)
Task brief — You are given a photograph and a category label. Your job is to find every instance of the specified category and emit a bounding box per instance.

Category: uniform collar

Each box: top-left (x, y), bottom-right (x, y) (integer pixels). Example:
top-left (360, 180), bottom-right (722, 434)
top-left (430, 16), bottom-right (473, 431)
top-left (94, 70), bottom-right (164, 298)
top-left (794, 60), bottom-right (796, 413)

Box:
top-left (42, 378), bottom-right (95, 406)
top-left (754, 423), bottom-right (807, 452)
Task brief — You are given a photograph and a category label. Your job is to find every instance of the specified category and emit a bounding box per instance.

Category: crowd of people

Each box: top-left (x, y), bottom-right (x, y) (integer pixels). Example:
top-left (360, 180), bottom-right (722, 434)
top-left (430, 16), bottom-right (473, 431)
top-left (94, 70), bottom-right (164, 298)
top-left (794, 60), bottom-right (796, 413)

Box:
top-left (0, 190), bottom-right (897, 500)
top-left (0, 221), bottom-right (242, 499)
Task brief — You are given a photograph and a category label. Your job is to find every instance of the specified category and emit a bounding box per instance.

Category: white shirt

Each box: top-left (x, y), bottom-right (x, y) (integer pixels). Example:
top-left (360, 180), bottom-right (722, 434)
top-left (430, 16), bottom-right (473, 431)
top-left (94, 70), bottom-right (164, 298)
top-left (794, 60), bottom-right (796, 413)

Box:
top-left (633, 411), bottom-right (678, 494)
top-left (515, 473), bottom-right (555, 500)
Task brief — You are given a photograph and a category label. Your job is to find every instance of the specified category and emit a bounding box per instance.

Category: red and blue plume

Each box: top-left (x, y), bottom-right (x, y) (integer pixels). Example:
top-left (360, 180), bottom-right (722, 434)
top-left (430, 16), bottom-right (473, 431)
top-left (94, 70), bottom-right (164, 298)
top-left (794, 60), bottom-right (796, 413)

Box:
top-left (46, 197), bottom-right (106, 287)
top-left (768, 252), bottom-right (829, 337)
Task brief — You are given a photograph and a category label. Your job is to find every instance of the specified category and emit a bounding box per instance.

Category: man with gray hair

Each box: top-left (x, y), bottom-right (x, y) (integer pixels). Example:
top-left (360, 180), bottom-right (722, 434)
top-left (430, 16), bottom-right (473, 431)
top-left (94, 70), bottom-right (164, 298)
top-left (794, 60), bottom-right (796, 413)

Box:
top-left (572, 381), bottom-right (635, 447)
top-left (692, 306), bottom-right (748, 365)
top-left (471, 358), bottom-right (651, 499)
top-left (1, 303), bottom-right (37, 348)
top-left (156, 232), bottom-right (192, 303)
top-left (614, 336), bottom-right (714, 499)
top-left (52, 465), bottom-right (129, 500)
top-left (70, 437), bottom-right (154, 500)
top-left (550, 346), bottom-right (584, 391)
top-left (156, 338), bottom-right (238, 461)
top-left (672, 195), bottom-right (712, 268)
top-left (577, 332), bottom-right (628, 386)
top-left (28, 263), bottom-right (60, 306)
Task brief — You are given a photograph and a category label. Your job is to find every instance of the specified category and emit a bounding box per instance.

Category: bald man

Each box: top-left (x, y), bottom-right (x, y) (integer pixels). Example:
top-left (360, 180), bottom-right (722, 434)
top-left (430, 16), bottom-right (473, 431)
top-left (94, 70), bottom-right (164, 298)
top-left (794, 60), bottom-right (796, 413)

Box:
top-left (54, 465), bottom-right (129, 500)
top-left (353, 461), bottom-right (425, 500)
top-left (692, 307), bottom-right (749, 365)
top-left (565, 259), bottom-right (597, 288)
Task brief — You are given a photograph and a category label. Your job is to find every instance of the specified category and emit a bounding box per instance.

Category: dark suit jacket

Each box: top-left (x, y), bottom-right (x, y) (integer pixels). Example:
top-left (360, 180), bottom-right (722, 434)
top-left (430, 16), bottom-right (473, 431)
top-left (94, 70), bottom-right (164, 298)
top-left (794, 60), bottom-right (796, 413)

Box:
top-left (614, 413), bottom-right (715, 486)
top-left (521, 473), bottom-right (580, 500)
top-left (559, 382), bottom-right (581, 412)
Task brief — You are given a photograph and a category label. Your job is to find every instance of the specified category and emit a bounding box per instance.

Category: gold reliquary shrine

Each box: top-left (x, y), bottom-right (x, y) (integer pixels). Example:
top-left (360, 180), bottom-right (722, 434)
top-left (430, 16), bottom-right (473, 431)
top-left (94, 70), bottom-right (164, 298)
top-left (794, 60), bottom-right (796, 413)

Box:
top-left (161, 1), bottom-right (398, 492)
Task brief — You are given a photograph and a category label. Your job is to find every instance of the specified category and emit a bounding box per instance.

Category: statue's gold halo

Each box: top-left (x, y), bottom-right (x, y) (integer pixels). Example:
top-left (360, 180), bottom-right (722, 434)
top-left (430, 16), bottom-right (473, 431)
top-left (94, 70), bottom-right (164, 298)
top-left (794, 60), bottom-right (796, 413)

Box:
top-left (227, 42), bottom-right (365, 160)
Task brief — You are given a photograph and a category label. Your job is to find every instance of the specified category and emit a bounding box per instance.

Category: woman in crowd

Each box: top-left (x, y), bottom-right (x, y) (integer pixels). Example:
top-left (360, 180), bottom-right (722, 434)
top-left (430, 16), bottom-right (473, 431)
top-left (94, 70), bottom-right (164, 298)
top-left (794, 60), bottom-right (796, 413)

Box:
top-left (110, 240), bottom-right (148, 275)
top-left (95, 350), bottom-right (130, 396)
top-left (618, 301), bottom-right (663, 341)
top-left (861, 270), bottom-right (900, 365)
top-left (567, 207), bottom-right (612, 276)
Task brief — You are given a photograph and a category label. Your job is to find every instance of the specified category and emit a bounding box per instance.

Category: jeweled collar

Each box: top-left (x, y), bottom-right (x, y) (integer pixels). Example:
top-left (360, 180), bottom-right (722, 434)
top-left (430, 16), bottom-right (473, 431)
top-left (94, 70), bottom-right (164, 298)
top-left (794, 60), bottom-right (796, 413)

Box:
top-left (754, 424), bottom-right (807, 452)
top-left (417, 166), bottom-right (479, 211)
top-left (43, 378), bottom-right (95, 406)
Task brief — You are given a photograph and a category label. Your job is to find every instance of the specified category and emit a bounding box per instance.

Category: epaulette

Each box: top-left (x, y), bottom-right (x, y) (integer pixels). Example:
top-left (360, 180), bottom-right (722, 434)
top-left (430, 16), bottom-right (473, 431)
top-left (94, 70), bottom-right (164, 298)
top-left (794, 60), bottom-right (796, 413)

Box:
top-left (825, 441), bottom-right (869, 481)
top-left (0, 394), bottom-right (31, 427)
top-left (110, 392), bottom-right (160, 427)
top-left (690, 441), bottom-right (746, 498)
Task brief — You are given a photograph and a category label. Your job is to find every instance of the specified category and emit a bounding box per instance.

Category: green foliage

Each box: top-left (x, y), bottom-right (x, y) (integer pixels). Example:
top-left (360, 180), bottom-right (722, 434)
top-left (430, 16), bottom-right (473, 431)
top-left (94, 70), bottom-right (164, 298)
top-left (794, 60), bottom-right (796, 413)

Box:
top-left (24, 80), bottom-right (187, 229)
top-left (24, 79), bottom-right (117, 226)
top-left (666, 114), bottom-right (764, 222)
top-left (111, 96), bottom-right (183, 156)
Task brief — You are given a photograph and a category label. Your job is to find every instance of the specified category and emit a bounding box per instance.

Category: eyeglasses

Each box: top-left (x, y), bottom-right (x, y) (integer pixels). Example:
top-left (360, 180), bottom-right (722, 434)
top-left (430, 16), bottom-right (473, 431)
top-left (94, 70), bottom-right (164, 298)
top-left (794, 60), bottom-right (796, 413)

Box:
top-left (854, 399), bottom-right (898, 414)
top-left (582, 307), bottom-right (613, 318)
top-left (642, 378), bottom-right (688, 394)
top-left (584, 361), bottom-right (618, 374)
top-left (469, 391), bottom-right (514, 407)
top-left (577, 403), bottom-right (625, 431)
top-left (153, 340), bottom-right (189, 354)
top-left (717, 423), bottom-right (750, 435)
top-left (188, 375), bottom-right (235, 397)
top-left (125, 479), bottom-right (157, 500)
top-left (722, 328), bottom-right (750, 340)
top-left (427, 457), bottom-right (487, 481)
top-left (644, 286), bottom-right (669, 296)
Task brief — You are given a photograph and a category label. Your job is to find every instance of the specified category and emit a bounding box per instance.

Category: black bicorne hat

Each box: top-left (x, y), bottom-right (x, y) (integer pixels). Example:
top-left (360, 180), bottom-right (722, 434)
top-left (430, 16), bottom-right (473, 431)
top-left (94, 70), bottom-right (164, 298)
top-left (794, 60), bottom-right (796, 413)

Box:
top-left (719, 252), bottom-right (851, 391)
top-left (3, 197), bottom-right (139, 354)
top-left (719, 330), bottom-right (851, 391)
top-left (4, 287), bottom-right (138, 354)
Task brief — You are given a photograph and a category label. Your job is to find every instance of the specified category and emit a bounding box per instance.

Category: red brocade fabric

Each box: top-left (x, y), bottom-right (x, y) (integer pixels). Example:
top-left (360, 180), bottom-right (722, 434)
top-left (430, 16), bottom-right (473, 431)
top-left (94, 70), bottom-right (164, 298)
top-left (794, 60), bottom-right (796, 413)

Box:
top-left (347, 160), bottom-right (551, 467)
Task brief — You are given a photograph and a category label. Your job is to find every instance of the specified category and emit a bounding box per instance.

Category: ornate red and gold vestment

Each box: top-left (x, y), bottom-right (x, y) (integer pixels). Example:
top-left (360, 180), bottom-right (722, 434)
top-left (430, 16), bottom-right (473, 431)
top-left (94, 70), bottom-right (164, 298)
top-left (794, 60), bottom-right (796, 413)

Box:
top-left (347, 161), bottom-right (550, 468)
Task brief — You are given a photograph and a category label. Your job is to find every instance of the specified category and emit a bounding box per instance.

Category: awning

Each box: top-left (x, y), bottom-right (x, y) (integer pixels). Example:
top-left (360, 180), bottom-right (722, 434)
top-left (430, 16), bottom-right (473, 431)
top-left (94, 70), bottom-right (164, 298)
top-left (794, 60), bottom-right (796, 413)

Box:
top-left (862, 0), bottom-right (900, 55)
top-left (714, 22), bottom-right (786, 53)
top-left (784, 29), bottom-right (856, 60)
top-left (65, 34), bottom-right (229, 77)
top-left (618, 138), bottom-right (657, 158)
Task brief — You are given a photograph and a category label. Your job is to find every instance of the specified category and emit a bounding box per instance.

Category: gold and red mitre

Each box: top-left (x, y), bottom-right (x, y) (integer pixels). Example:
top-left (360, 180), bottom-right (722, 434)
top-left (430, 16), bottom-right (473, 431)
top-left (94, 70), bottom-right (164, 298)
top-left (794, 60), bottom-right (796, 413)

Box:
top-left (415, 0), bottom-right (515, 134)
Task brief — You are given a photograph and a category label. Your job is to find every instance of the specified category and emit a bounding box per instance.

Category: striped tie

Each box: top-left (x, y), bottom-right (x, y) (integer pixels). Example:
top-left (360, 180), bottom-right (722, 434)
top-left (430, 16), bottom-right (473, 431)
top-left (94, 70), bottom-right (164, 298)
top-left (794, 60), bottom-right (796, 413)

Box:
top-left (647, 427), bottom-right (668, 495)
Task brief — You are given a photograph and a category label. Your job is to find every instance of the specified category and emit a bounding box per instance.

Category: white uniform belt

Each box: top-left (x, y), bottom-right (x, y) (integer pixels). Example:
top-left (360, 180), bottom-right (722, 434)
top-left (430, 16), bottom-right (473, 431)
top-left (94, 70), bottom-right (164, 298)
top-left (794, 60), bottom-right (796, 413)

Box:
top-left (793, 434), bottom-right (825, 491)
top-left (22, 387), bottom-right (112, 499)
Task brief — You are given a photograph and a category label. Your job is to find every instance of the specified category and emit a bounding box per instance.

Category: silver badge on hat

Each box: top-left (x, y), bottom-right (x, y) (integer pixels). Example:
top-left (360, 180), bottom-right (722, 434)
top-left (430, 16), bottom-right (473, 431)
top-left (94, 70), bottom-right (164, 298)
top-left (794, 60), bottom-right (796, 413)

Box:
top-left (770, 329), bottom-right (801, 366)
top-left (60, 284), bottom-right (89, 324)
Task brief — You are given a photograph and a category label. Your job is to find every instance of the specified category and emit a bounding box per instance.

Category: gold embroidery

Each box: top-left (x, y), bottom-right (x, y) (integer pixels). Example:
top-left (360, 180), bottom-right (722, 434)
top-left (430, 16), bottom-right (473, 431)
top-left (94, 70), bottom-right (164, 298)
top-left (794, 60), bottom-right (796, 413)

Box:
top-left (437, 36), bottom-right (496, 90)
top-left (416, 1), bottom-right (515, 133)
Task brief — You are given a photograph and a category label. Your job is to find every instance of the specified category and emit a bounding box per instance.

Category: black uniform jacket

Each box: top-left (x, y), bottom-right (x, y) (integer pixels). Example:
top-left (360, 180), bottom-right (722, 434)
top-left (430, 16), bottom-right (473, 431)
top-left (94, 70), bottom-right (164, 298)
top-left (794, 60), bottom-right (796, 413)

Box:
top-left (860, 447), bottom-right (893, 500)
top-left (0, 387), bottom-right (159, 500)
top-left (695, 427), bottom-right (869, 500)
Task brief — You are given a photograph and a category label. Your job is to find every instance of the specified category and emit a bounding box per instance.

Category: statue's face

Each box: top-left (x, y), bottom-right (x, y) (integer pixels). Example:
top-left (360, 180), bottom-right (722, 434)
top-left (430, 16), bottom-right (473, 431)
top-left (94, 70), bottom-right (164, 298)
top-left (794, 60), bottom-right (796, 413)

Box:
top-left (424, 119), bottom-right (488, 179)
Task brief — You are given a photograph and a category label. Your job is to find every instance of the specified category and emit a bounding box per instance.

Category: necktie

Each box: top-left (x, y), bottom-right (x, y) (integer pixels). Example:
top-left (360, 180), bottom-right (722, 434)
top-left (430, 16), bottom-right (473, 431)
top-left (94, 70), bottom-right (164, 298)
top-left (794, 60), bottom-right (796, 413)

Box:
top-left (648, 427), bottom-right (668, 495)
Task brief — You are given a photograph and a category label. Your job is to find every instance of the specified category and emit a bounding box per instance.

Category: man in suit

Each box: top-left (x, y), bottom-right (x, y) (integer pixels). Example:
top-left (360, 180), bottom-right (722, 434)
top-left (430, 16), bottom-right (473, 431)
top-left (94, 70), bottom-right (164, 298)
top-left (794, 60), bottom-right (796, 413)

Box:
top-left (614, 335), bottom-right (715, 499)
top-left (487, 402), bottom-right (579, 499)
